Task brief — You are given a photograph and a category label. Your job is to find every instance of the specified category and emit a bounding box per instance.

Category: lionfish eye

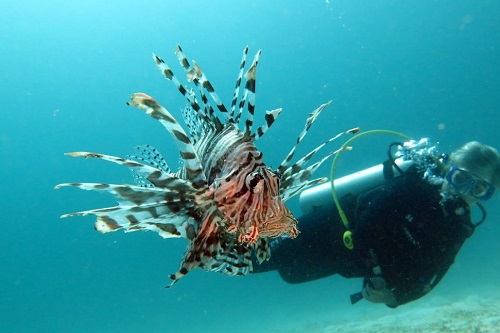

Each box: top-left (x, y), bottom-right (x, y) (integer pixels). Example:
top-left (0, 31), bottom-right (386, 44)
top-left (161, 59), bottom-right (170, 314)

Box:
top-left (246, 172), bottom-right (264, 190)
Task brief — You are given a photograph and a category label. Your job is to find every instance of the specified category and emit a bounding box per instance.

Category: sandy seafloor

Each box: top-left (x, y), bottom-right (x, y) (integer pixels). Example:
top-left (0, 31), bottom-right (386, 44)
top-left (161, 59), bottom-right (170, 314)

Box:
top-left (272, 294), bottom-right (500, 333)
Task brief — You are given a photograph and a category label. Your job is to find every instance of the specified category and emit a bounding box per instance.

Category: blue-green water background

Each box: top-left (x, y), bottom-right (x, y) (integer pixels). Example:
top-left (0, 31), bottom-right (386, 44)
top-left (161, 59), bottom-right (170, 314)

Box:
top-left (1, 1), bottom-right (499, 332)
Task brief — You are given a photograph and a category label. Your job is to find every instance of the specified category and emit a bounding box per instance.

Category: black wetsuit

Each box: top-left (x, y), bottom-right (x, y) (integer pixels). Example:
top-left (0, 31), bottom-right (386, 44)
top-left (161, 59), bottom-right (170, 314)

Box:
top-left (254, 166), bottom-right (476, 307)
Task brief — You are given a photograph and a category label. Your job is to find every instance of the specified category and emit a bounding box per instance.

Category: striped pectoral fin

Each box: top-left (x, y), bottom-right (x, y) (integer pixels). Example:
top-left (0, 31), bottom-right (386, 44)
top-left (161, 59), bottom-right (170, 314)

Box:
top-left (73, 204), bottom-right (198, 239)
top-left (56, 182), bottom-right (201, 238)
top-left (127, 93), bottom-right (207, 190)
top-left (128, 144), bottom-right (171, 174)
top-left (167, 207), bottom-right (222, 286)
top-left (55, 182), bottom-right (197, 207)
top-left (62, 151), bottom-right (180, 189)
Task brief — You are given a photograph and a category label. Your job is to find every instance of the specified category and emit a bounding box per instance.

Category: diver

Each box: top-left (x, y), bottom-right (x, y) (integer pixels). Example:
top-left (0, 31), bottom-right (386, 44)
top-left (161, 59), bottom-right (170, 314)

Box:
top-left (253, 139), bottom-right (499, 308)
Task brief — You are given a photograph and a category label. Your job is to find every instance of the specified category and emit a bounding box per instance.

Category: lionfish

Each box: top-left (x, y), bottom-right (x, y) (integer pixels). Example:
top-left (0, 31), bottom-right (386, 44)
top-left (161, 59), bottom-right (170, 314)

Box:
top-left (56, 45), bottom-right (357, 286)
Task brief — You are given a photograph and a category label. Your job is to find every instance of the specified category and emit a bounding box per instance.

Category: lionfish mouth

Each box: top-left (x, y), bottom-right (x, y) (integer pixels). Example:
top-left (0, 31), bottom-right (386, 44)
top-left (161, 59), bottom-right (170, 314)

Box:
top-left (56, 44), bottom-right (357, 286)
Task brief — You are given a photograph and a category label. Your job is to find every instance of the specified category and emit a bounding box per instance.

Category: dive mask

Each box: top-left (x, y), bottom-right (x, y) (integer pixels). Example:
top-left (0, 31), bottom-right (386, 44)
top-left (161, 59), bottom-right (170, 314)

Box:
top-left (446, 167), bottom-right (495, 201)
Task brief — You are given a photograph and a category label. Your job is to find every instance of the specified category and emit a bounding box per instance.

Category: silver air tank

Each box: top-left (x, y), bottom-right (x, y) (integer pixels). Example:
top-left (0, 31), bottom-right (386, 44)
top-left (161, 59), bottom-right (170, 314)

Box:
top-left (299, 159), bottom-right (413, 216)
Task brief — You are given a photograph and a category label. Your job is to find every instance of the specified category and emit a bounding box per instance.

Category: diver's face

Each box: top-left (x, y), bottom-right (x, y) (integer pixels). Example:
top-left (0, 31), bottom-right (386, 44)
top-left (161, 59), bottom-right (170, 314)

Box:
top-left (444, 166), bottom-right (495, 204)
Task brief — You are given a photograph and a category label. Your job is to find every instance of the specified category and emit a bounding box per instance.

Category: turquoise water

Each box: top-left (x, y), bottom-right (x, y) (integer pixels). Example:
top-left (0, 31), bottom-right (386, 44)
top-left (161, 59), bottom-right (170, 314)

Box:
top-left (1, 1), bottom-right (499, 332)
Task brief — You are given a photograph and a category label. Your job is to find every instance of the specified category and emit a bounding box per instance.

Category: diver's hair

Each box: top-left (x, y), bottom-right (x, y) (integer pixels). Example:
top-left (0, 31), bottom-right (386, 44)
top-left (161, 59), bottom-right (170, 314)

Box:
top-left (449, 141), bottom-right (500, 187)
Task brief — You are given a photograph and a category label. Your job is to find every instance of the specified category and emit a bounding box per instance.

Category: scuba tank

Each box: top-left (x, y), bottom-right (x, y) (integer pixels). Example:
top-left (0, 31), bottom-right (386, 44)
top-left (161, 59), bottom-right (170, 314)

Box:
top-left (300, 129), bottom-right (415, 218)
top-left (299, 158), bottom-right (413, 216)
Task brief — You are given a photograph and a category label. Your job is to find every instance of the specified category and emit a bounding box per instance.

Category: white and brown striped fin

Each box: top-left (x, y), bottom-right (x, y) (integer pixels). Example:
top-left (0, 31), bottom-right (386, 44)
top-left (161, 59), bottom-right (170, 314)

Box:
top-left (167, 204), bottom-right (267, 286)
top-left (242, 49), bottom-right (261, 136)
top-left (153, 53), bottom-right (221, 130)
top-left (175, 45), bottom-right (225, 129)
top-left (186, 60), bottom-right (228, 115)
top-left (127, 93), bottom-right (208, 191)
top-left (127, 145), bottom-right (170, 187)
top-left (181, 104), bottom-right (213, 145)
top-left (276, 100), bottom-right (359, 201)
top-left (155, 45), bottom-right (272, 141)
top-left (277, 101), bottom-right (332, 175)
top-left (250, 108), bottom-right (282, 141)
top-left (60, 151), bottom-right (191, 190)
top-left (280, 129), bottom-right (358, 191)
top-left (55, 182), bottom-right (200, 239)
top-left (229, 46), bottom-right (249, 121)
top-left (280, 147), bottom-right (350, 201)
top-left (57, 44), bottom-right (358, 288)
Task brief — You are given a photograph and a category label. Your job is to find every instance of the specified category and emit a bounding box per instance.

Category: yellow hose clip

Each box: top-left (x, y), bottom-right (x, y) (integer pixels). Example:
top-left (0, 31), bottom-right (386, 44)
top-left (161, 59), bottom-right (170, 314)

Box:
top-left (343, 230), bottom-right (354, 250)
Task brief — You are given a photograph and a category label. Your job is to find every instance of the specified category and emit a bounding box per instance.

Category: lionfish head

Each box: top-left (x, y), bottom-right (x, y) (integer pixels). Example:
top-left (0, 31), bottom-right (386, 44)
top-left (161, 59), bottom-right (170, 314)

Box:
top-left (214, 165), bottom-right (298, 245)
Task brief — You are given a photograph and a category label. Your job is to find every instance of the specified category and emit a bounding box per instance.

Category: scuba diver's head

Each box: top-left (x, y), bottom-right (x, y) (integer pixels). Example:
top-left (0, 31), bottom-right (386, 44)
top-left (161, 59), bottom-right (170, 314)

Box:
top-left (443, 141), bottom-right (500, 204)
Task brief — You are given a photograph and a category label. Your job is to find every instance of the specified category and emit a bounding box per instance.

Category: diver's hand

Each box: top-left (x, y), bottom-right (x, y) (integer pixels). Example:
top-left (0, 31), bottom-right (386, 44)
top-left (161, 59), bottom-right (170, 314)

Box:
top-left (362, 276), bottom-right (398, 307)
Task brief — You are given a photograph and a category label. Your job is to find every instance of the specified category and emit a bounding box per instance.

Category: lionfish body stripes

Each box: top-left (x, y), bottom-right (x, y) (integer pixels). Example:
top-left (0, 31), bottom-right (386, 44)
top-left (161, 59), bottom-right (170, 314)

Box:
top-left (56, 45), bottom-right (358, 286)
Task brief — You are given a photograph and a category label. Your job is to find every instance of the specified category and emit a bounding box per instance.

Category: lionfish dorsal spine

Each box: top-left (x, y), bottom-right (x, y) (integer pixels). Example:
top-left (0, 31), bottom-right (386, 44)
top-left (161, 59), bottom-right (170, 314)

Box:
top-left (175, 45), bottom-right (227, 130)
top-left (242, 49), bottom-right (261, 137)
top-left (229, 46), bottom-right (249, 121)
top-left (153, 53), bottom-right (222, 131)
top-left (126, 93), bottom-right (208, 190)
top-left (187, 60), bottom-right (228, 114)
